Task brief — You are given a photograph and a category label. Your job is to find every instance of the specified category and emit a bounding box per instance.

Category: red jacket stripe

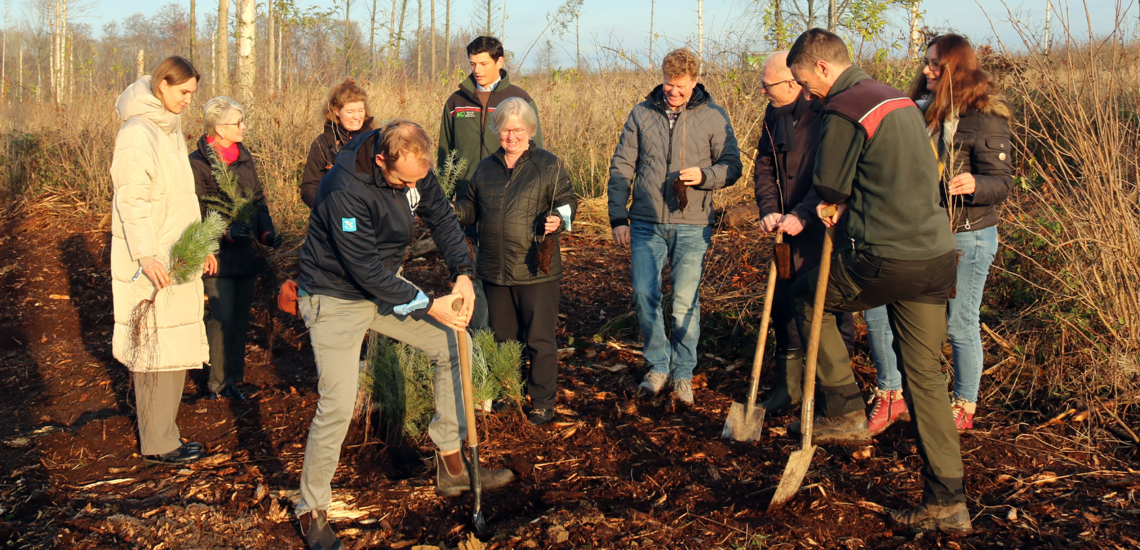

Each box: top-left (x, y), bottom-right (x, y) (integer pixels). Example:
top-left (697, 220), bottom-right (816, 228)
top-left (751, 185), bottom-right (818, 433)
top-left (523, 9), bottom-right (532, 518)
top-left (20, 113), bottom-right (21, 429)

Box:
top-left (857, 97), bottom-right (917, 140)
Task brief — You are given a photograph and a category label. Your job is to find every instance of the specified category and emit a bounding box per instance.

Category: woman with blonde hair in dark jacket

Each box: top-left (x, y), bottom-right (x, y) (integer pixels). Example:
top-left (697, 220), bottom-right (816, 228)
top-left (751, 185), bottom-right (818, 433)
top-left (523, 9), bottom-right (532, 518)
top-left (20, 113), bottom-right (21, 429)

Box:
top-left (189, 95), bottom-right (282, 400)
top-left (299, 78), bottom-right (375, 208)
top-left (864, 34), bottom-right (1014, 435)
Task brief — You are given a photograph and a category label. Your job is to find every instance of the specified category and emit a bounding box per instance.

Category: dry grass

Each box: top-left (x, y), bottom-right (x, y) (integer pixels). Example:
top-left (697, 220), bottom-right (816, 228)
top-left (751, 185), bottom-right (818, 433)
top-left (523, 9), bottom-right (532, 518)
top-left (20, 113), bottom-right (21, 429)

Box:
top-left (0, 65), bottom-right (765, 234)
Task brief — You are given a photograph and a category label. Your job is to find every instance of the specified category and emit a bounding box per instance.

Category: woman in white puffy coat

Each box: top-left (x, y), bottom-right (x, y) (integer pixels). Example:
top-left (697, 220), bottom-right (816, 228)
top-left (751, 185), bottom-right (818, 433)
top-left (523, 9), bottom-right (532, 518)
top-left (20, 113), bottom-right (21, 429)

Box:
top-left (110, 56), bottom-right (216, 466)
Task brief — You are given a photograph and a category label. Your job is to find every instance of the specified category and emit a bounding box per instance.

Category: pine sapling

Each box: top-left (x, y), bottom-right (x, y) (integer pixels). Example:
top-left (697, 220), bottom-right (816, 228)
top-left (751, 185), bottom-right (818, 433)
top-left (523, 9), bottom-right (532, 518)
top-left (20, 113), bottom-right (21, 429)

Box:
top-left (200, 142), bottom-right (262, 224)
top-left (126, 212), bottom-right (227, 369)
top-left (437, 149), bottom-right (469, 199)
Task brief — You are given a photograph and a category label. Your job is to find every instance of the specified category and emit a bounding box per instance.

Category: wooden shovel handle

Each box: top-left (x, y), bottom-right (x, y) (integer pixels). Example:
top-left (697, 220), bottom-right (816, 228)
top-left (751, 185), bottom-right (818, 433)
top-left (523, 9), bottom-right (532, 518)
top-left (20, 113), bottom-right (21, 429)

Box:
top-left (744, 232), bottom-right (783, 417)
top-left (799, 226), bottom-right (834, 446)
top-left (453, 297), bottom-right (480, 445)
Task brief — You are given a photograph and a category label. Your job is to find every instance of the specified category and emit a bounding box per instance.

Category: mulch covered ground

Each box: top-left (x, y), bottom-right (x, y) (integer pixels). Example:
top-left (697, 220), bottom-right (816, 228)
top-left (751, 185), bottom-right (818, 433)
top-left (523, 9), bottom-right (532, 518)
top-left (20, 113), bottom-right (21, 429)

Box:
top-left (0, 212), bottom-right (1137, 549)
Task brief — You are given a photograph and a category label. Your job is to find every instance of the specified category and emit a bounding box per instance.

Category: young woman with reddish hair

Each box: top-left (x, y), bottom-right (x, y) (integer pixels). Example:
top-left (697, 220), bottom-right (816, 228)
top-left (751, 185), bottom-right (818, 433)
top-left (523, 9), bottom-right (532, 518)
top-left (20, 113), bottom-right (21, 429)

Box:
top-left (299, 78), bottom-right (376, 207)
top-left (864, 34), bottom-right (1014, 434)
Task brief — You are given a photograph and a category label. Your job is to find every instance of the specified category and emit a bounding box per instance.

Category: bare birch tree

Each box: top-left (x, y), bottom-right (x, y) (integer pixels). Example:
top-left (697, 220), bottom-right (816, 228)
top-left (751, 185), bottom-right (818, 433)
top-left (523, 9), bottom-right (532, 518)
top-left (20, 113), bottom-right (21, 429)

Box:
top-left (236, 0), bottom-right (254, 105)
top-left (416, 0), bottom-right (422, 79)
top-left (906, 0), bottom-right (922, 60)
top-left (444, 0), bottom-right (451, 71)
top-left (190, 0), bottom-right (196, 63)
top-left (217, 0), bottom-right (229, 94)
top-left (430, 0), bottom-right (435, 76)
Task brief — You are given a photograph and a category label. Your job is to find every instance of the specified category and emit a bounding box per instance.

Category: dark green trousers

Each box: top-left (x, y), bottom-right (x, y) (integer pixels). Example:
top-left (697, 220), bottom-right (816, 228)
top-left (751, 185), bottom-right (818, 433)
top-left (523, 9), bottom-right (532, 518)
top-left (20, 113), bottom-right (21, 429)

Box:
top-left (792, 247), bottom-right (965, 506)
top-left (204, 275), bottom-right (258, 393)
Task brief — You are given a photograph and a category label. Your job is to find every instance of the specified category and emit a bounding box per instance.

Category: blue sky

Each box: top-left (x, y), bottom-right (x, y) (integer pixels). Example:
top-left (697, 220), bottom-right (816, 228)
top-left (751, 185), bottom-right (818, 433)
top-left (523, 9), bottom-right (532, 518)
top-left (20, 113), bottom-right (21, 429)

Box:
top-left (19, 0), bottom-right (1129, 67)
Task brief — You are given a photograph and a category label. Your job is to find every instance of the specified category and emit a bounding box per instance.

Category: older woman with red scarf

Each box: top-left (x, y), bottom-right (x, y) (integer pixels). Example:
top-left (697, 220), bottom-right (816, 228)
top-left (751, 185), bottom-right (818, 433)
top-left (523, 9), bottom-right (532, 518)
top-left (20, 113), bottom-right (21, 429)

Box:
top-left (189, 96), bottom-right (282, 400)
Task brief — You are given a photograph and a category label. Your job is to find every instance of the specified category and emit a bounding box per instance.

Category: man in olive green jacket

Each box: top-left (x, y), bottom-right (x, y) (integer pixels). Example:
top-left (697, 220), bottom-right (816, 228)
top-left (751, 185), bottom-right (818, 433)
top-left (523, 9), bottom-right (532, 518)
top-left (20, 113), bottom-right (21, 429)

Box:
top-left (786, 28), bottom-right (970, 534)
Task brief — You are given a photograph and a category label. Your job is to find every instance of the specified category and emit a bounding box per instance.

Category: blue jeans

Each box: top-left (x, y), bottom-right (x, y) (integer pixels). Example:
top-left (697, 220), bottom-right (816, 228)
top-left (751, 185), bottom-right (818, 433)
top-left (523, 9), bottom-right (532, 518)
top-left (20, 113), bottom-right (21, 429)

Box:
top-left (865, 226), bottom-right (999, 402)
top-left (630, 220), bottom-right (711, 382)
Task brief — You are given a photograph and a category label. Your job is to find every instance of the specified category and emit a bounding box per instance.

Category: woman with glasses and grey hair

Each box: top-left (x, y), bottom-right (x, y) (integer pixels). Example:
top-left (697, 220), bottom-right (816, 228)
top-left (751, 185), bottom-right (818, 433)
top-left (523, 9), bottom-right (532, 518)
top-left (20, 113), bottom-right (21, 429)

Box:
top-left (453, 97), bottom-right (577, 425)
top-left (188, 96), bottom-right (282, 400)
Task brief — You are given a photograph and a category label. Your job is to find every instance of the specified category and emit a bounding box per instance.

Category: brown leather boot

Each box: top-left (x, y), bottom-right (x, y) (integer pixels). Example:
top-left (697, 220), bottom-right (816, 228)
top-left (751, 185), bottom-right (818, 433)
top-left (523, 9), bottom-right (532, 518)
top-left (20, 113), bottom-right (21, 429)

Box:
top-left (299, 509), bottom-right (344, 550)
top-left (434, 450), bottom-right (516, 497)
top-left (789, 409), bottom-right (872, 445)
top-left (889, 502), bottom-right (973, 533)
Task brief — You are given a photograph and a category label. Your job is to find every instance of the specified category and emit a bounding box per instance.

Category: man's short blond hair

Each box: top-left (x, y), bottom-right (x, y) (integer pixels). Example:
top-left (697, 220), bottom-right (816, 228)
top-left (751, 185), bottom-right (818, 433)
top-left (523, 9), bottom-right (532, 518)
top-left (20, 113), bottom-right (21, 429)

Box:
top-left (378, 119), bottom-right (432, 167)
top-left (662, 48), bottom-right (701, 79)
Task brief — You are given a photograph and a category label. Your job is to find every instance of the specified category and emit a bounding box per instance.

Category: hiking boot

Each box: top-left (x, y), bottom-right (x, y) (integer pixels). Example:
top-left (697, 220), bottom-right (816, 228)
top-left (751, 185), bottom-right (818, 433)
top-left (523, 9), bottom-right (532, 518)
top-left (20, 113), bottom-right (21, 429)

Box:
top-left (790, 410), bottom-right (872, 445)
top-left (143, 443), bottom-right (205, 466)
top-left (637, 371), bottom-right (669, 397)
top-left (758, 350), bottom-right (803, 414)
top-left (867, 389), bottom-right (910, 436)
top-left (672, 379), bottom-right (694, 405)
top-left (528, 408), bottom-right (554, 425)
top-left (299, 509), bottom-right (344, 550)
top-left (889, 502), bottom-right (974, 533)
top-left (220, 385), bottom-right (246, 401)
top-left (434, 451), bottom-right (516, 497)
top-left (952, 398), bottom-right (976, 432)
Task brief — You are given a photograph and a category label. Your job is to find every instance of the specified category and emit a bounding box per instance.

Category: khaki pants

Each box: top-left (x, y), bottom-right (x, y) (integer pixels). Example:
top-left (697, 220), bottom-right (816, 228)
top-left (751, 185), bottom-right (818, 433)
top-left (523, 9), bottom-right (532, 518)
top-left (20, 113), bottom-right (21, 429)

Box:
top-left (295, 293), bottom-right (470, 515)
top-left (133, 370), bottom-right (187, 456)
top-left (792, 247), bottom-right (965, 506)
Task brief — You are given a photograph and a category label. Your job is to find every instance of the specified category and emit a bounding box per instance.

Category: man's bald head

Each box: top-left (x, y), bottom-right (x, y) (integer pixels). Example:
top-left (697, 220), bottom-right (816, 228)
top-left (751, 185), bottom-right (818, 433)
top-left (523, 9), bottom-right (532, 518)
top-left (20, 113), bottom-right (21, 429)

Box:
top-left (761, 51), bottom-right (794, 82)
top-left (760, 51), bottom-right (802, 108)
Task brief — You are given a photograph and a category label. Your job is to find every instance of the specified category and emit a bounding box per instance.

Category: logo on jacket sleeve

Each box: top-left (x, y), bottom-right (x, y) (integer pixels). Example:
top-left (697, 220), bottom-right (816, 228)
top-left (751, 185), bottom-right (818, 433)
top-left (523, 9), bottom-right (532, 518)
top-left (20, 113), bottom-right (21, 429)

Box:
top-left (342, 218), bottom-right (357, 232)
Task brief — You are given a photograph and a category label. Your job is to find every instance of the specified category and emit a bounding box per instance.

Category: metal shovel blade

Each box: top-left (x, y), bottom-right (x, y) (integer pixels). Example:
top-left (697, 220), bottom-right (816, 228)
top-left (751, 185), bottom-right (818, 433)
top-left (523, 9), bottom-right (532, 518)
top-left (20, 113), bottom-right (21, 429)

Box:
top-left (721, 401), bottom-right (767, 441)
top-left (767, 444), bottom-right (817, 512)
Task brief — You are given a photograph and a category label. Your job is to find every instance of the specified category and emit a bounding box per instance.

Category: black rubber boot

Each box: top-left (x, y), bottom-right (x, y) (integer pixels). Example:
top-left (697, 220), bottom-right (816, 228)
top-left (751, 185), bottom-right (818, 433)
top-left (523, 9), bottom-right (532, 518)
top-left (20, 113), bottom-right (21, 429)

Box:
top-left (758, 349), bottom-right (803, 414)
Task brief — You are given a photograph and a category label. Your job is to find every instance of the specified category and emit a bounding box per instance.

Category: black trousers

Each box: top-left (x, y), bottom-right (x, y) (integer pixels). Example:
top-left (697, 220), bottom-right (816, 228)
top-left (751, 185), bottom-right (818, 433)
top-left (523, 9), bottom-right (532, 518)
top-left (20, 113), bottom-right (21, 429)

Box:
top-left (203, 275), bottom-right (257, 393)
top-left (484, 280), bottom-right (560, 410)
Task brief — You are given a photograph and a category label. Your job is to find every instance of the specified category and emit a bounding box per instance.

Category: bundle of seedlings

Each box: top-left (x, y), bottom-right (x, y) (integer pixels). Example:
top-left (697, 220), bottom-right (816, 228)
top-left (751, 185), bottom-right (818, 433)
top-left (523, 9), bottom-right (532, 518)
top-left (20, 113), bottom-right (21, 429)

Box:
top-left (126, 211), bottom-right (227, 368)
top-left (536, 160), bottom-right (569, 276)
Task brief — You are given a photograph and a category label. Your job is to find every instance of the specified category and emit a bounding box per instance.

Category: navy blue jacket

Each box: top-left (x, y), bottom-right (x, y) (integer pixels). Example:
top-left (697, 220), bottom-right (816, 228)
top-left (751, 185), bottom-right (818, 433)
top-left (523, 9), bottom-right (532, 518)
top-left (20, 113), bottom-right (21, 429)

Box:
top-left (298, 128), bottom-right (475, 319)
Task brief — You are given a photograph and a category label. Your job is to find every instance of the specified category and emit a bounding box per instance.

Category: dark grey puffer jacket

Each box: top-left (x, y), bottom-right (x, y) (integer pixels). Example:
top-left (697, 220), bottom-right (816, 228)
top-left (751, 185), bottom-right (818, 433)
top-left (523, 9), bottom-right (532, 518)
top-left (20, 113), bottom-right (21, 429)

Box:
top-left (454, 143), bottom-right (578, 286)
top-left (928, 99), bottom-right (1014, 233)
top-left (607, 83), bottom-right (742, 227)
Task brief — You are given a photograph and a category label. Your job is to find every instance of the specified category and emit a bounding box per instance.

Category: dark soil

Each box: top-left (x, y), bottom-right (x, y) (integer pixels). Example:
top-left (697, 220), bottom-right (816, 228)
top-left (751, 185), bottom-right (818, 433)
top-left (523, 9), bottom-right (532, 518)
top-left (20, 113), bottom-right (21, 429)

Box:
top-left (0, 212), bottom-right (1137, 549)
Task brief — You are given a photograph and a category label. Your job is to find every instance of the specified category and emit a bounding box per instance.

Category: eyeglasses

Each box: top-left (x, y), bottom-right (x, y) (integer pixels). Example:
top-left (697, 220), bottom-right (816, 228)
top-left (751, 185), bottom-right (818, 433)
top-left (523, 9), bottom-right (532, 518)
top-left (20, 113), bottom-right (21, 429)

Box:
top-left (218, 118), bottom-right (245, 127)
top-left (760, 78), bottom-right (794, 90)
top-left (499, 128), bottom-right (528, 137)
top-left (923, 58), bottom-right (942, 70)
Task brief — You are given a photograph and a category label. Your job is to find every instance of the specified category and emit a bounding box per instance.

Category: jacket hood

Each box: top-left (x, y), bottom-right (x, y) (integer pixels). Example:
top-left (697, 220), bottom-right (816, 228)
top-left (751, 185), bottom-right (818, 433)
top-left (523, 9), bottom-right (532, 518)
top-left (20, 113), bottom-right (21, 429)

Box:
top-left (646, 82), bottom-right (711, 112)
top-left (116, 76), bottom-right (181, 134)
top-left (460, 68), bottom-right (512, 95)
top-left (978, 95), bottom-right (1012, 120)
top-left (334, 128), bottom-right (382, 187)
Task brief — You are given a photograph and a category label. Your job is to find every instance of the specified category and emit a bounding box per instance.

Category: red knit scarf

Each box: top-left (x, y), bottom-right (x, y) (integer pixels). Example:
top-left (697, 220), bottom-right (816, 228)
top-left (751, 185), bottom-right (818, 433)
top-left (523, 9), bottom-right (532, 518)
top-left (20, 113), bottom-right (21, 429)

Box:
top-left (206, 136), bottom-right (239, 165)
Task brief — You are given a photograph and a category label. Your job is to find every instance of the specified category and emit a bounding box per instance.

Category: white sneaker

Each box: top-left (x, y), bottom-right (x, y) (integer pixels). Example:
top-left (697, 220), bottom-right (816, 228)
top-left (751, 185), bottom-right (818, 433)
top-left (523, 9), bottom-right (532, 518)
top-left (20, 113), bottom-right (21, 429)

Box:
top-left (637, 371), bottom-right (669, 396)
top-left (672, 379), bottom-right (694, 405)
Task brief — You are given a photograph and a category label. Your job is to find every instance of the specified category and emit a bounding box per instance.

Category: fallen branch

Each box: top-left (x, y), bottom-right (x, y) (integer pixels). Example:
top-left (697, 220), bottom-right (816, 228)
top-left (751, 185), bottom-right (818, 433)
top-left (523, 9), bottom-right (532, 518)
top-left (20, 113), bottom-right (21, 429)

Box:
top-left (981, 322), bottom-right (1016, 355)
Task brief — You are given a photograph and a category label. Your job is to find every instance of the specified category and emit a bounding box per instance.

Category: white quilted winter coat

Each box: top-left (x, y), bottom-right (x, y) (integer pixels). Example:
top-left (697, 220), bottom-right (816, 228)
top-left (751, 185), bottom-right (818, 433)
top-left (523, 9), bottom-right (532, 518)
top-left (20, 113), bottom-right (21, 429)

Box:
top-left (110, 76), bottom-right (209, 372)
